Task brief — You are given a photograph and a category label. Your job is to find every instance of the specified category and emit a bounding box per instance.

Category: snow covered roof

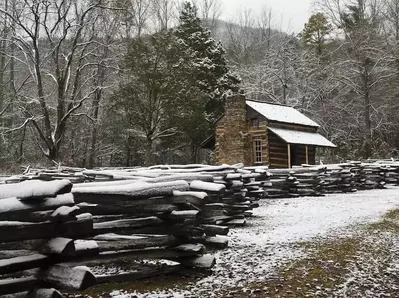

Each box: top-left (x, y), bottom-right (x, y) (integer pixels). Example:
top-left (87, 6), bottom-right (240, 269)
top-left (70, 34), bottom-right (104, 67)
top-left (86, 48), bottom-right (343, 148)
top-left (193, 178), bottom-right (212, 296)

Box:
top-left (268, 127), bottom-right (336, 148)
top-left (246, 100), bottom-right (320, 127)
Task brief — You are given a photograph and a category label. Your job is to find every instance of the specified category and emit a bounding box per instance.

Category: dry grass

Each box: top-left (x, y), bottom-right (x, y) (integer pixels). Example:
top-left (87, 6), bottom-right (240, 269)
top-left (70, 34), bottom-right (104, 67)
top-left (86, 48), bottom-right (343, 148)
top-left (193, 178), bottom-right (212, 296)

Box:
top-left (222, 208), bottom-right (399, 298)
top-left (367, 208), bottom-right (399, 234)
top-left (74, 208), bottom-right (399, 298)
top-left (221, 238), bottom-right (362, 297)
top-left (385, 208), bottom-right (399, 221)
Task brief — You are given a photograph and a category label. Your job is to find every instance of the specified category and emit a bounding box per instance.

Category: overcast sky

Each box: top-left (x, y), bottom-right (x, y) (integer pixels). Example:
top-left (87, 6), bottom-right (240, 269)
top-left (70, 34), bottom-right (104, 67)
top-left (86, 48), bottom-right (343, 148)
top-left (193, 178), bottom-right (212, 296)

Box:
top-left (219, 0), bottom-right (314, 33)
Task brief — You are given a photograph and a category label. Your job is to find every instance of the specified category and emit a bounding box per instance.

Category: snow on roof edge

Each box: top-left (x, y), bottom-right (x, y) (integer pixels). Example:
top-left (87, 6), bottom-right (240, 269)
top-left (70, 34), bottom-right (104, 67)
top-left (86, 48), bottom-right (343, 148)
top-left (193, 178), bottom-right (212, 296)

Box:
top-left (246, 100), bottom-right (320, 128)
top-left (268, 127), bottom-right (336, 148)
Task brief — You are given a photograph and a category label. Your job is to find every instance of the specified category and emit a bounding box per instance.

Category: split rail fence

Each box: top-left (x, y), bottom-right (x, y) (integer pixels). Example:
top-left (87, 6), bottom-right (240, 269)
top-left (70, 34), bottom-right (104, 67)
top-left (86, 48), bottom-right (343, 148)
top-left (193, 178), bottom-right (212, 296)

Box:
top-left (0, 160), bottom-right (398, 296)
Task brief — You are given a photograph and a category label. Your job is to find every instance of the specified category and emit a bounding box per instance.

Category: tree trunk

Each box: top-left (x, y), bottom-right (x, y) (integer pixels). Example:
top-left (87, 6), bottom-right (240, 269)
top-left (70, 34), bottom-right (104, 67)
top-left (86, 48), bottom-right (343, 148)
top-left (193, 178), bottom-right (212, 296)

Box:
top-left (145, 138), bottom-right (154, 166)
top-left (17, 124), bottom-right (26, 163)
top-left (191, 141), bottom-right (198, 163)
top-left (88, 124), bottom-right (98, 168)
top-left (363, 58), bottom-right (372, 158)
top-left (0, 0), bottom-right (8, 114)
top-left (81, 137), bottom-right (88, 168)
top-left (47, 144), bottom-right (59, 162)
top-left (8, 7), bottom-right (15, 128)
top-left (88, 86), bottom-right (100, 168)
top-left (88, 44), bottom-right (108, 168)
top-left (125, 135), bottom-right (132, 166)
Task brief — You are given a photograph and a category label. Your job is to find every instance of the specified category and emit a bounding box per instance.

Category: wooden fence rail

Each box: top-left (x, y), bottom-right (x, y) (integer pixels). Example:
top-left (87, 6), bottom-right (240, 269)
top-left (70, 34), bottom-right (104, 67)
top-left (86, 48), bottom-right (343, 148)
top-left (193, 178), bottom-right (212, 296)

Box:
top-left (1, 160), bottom-right (398, 296)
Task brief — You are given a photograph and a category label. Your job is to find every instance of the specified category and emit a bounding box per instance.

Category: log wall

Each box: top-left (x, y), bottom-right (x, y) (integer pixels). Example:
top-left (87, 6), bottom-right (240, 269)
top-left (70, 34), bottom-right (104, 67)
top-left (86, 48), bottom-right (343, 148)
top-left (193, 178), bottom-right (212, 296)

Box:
top-left (247, 120), bottom-right (269, 166)
top-left (268, 131), bottom-right (289, 168)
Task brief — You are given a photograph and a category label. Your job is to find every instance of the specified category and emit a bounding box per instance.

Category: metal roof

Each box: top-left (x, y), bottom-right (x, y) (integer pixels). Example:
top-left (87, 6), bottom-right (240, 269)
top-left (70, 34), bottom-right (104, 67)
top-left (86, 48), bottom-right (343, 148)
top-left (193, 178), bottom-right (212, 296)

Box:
top-left (246, 100), bottom-right (320, 127)
top-left (268, 127), bottom-right (336, 148)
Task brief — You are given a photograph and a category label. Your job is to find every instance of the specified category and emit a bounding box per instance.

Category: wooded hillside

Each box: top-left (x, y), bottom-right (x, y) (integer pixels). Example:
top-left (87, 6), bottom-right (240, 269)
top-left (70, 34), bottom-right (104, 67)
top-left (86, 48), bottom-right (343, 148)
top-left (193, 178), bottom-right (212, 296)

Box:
top-left (0, 0), bottom-right (398, 170)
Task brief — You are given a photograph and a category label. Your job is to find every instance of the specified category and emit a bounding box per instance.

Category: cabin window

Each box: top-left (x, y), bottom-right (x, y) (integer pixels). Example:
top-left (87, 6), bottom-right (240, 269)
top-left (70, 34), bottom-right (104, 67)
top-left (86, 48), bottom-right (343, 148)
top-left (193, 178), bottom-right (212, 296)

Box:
top-left (254, 139), bottom-right (263, 163)
top-left (251, 118), bottom-right (259, 128)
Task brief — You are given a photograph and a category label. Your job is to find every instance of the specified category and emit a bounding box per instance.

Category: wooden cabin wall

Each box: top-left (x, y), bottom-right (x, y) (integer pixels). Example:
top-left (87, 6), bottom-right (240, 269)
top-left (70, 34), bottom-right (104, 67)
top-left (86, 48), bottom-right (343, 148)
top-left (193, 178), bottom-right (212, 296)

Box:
top-left (293, 145), bottom-right (316, 165)
top-left (268, 142), bottom-right (317, 168)
top-left (268, 122), bottom-right (318, 168)
top-left (268, 121), bottom-right (318, 133)
top-left (248, 120), bottom-right (269, 166)
top-left (268, 131), bottom-right (289, 168)
top-left (308, 146), bottom-right (316, 165)
top-left (291, 145), bottom-right (307, 166)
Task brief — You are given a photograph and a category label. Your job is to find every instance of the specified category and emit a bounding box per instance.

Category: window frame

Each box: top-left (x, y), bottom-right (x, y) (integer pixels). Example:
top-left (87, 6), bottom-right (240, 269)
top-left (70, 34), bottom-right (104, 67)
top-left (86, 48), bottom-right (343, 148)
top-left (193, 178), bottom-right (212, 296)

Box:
top-left (253, 138), bottom-right (263, 164)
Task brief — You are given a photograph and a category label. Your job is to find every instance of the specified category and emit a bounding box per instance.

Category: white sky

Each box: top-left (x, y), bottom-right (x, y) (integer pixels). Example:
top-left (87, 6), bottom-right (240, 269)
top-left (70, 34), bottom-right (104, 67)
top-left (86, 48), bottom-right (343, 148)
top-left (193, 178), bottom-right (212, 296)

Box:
top-left (219, 0), bottom-right (314, 33)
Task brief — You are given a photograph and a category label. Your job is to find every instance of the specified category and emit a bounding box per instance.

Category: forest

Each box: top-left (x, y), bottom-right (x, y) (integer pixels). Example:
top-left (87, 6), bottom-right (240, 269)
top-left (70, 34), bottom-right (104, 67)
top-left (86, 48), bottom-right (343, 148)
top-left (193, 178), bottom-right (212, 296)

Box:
top-left (0, 0), bottom-right (398, 170)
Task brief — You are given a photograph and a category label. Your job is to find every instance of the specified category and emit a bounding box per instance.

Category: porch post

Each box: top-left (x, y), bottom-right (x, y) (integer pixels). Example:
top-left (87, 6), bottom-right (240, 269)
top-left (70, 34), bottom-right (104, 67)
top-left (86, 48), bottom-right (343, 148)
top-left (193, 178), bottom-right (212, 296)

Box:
top-left (287, 143), bottom-right (291, 168)
top-left (305, 145), bottom-right (309, 164)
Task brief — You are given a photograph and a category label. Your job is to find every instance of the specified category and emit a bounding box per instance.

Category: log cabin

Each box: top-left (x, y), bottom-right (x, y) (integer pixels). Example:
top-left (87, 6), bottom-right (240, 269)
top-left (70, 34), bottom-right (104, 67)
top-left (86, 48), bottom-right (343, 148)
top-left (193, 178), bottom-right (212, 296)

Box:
top-left (200, 94), bottom-right (336, 168)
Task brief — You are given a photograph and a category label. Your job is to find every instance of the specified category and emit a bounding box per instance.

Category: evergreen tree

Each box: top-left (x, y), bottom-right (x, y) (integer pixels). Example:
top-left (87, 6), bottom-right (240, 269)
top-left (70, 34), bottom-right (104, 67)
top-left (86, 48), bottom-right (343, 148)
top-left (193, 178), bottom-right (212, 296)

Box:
top-left (111, 31), bottom-right (202, 165)
top-left (299, 13), bottom-right (332, 55)
top-left (174, 1), bottom-right (241, 119)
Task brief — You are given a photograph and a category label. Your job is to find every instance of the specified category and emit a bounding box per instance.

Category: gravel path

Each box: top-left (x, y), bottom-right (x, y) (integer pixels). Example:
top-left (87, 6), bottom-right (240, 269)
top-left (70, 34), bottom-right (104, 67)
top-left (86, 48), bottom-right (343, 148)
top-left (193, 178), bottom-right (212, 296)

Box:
top-left (109, 187), bottom-right (399, 298)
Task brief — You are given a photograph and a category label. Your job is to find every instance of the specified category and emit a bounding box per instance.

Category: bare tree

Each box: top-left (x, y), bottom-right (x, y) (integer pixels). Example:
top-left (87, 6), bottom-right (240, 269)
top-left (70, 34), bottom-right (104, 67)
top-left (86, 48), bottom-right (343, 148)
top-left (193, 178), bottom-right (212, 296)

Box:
top-left (151, 0), bottom-right (178, 31)
top-left (224, 9), bottom-right (302, 104)
top-left (0, 0), bottom-right (8, 113)
top-left (315, 0), bottom-right (399, 158)
top-left (115, 0), bottom-right (153, 38)
top-left (193, 0), bottom-right (222, 33)
top-left (0, 0), bottom-right (108, 161)
top-left (87, 7), bottom-right (121, 168)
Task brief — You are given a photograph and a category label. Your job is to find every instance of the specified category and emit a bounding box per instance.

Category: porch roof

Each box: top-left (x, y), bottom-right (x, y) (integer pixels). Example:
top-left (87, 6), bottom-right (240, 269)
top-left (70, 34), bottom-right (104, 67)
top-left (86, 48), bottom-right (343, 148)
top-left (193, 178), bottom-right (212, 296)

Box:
top-left (268, 127), bottom-right (336, 148)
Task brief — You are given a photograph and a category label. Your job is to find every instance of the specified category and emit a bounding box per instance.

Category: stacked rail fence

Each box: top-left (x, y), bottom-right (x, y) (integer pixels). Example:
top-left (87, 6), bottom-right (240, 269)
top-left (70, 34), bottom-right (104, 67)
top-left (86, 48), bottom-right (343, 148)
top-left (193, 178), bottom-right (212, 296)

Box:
top-left (0, 160), bottom-right (398, 296)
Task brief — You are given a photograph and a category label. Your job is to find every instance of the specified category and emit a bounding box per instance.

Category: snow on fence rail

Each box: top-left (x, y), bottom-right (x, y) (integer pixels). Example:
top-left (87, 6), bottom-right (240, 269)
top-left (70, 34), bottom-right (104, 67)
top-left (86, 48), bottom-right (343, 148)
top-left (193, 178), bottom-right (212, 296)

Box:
top-left (0, 161), bottom-right (398, 296)
top-left (0, 165), bottom-right (265, 297)
top-left (258, 161), bottom-right (399, 198)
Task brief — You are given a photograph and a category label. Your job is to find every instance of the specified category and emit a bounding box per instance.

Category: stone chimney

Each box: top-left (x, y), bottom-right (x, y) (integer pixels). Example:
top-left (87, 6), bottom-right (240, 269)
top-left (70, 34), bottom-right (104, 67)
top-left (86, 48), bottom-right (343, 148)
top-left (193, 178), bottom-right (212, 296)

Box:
top-left (215, 93), bottom-right (250, 165)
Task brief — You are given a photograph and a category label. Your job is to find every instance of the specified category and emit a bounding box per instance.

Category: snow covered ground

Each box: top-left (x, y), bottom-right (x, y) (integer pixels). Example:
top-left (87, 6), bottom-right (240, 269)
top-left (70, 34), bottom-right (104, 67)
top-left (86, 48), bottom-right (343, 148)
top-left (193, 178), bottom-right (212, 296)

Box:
top-left (239, 186), bottom-right (399, 245)
top-left (107, 187), bottom-right (399, 298)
